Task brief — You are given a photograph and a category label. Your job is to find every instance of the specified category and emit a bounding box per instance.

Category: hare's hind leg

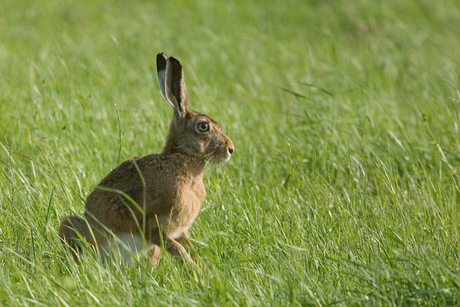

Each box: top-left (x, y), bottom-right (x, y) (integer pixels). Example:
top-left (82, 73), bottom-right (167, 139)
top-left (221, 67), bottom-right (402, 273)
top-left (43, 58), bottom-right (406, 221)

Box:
top-left (59, 215), bottom-right (108, 262)
top-left (59, 215), bottom-right (91, 262)
top-left (149, 245), bottom-right (161, 266)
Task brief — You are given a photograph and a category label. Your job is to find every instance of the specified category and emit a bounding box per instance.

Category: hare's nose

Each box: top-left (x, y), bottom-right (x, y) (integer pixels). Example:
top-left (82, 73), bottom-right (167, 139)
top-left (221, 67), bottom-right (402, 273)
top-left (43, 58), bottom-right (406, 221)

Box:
top-left (228, 147), bottom-right (234, 154)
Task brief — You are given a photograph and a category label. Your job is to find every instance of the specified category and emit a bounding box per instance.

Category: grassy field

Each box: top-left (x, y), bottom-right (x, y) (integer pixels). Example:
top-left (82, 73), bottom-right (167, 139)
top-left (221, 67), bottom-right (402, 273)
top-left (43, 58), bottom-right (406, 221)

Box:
top-left (1, 0), bottom-right (460, 305)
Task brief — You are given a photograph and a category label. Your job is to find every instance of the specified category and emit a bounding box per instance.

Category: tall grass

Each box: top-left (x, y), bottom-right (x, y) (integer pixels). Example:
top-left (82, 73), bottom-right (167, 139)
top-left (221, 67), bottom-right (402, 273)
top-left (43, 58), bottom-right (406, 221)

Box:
top-left (1, 0), bottom-right (460, 305)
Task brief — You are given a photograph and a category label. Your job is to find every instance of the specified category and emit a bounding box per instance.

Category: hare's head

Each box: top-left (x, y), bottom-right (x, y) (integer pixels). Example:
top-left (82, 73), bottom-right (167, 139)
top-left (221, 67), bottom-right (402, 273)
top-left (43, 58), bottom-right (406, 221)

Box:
top-left (157, 53), bottom-right (234, 164)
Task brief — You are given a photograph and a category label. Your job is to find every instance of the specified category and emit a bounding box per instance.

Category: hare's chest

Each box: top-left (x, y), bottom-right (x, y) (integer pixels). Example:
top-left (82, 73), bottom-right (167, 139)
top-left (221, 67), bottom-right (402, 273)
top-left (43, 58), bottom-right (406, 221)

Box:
top-left (187, 179), bottom-right (206, 205)
top-left (177, 180), bottom-right (206, 222)
top-left (164, 180), bottom-right (206, 238)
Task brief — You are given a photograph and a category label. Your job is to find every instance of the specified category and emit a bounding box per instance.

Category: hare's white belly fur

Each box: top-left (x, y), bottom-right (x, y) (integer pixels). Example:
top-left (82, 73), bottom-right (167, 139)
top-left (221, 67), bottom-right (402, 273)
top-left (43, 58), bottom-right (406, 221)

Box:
top-left (100, 233), bottom-right (153, 263)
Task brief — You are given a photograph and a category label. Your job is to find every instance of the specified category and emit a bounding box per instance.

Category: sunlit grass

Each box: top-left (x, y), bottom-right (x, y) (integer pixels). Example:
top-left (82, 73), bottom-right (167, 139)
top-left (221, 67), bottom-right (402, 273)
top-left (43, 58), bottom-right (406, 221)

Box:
top-left (1, 0), bottom-right (460, 305)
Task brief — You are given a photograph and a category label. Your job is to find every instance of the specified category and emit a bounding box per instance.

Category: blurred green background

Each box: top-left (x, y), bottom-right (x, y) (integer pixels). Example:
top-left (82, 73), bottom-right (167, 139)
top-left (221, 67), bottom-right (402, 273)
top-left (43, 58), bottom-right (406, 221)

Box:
top-left (1, 0), bottom-right (460, 306)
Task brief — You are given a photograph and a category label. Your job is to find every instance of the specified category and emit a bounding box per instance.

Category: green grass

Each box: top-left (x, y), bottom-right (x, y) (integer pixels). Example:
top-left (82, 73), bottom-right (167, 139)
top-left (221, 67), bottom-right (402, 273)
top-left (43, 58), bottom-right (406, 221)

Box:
top-left (1, 0), bottom-right (460, 305)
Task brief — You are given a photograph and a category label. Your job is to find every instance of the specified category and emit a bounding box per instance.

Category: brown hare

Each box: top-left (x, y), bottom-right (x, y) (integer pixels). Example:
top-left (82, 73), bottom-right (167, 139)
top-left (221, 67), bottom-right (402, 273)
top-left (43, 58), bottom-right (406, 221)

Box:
top-left (59, 53), bottom-right (234, 268)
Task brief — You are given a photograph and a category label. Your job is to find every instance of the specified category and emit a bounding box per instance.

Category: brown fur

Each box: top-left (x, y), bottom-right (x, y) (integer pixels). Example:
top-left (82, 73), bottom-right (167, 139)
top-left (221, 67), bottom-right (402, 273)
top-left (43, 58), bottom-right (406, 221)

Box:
top-left (59, 53), bottom-right (234, 267)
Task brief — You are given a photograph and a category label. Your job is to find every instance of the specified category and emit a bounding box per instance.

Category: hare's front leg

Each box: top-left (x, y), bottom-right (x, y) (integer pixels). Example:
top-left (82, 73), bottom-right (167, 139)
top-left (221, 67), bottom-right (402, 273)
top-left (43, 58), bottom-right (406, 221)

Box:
top-left (176, 230), bottom-right (201, 262)
top-left (148, 230), bottom-right (199, 268)
top-left (167, 236), bottom-right (198, 269)
top-left (179, 229), bottom-right (193, 248)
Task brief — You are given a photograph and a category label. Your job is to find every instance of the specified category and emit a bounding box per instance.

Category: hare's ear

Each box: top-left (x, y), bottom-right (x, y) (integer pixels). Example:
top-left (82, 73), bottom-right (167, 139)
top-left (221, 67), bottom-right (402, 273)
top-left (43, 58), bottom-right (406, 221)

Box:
top-left (156, 53), bottom-right (168, 103)
top-left (156, 53), bottom-right (189, 118)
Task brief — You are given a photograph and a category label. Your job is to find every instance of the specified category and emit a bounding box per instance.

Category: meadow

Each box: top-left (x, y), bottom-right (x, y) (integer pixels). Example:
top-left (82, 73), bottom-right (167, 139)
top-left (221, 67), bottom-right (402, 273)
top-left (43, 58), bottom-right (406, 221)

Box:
top-left (1, 0), bottom-right (460, 305)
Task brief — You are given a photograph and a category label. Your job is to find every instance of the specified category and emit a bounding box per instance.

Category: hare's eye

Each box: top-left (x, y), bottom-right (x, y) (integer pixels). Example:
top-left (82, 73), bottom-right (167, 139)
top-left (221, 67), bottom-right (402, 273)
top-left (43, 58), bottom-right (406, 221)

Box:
top-left (197, 122), bottom-right (210, 132)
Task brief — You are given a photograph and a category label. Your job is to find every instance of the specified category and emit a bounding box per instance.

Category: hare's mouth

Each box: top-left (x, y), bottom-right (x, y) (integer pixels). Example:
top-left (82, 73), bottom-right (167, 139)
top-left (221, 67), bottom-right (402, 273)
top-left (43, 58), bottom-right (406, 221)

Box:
top-left (210, 156), bottom-right (229, 164)
top-left (209, 148), bottom-right (233, 164)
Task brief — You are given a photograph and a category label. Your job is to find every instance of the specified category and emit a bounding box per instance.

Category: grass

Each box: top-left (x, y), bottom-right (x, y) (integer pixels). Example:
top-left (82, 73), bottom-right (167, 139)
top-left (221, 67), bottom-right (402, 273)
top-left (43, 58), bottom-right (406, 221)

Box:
top-left (1, 0), bottom-right (460, 305)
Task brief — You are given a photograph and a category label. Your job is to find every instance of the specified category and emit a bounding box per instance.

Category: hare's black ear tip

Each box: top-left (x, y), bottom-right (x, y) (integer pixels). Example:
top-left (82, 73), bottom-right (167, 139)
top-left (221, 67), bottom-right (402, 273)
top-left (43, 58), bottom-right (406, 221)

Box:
top-left (168, 56), bottom-right (181, 66)
top-left (156, 53), bottom-right (168, 69)
top-left (157, 52), bottom-right (168, 59)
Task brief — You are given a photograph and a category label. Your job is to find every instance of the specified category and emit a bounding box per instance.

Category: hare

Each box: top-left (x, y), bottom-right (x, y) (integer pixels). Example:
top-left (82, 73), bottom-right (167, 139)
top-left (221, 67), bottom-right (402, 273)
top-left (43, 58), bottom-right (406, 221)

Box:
top-left (59, 53), bottom-right (234, 268)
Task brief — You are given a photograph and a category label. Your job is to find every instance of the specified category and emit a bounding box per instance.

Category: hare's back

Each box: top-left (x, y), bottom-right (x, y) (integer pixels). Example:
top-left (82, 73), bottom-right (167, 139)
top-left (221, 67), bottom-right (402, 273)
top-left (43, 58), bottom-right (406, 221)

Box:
top-left (84, 153), bottom-right (197, 233)
top-left (85, 154), bottom-right (168, 214)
